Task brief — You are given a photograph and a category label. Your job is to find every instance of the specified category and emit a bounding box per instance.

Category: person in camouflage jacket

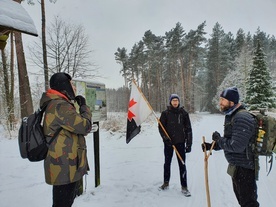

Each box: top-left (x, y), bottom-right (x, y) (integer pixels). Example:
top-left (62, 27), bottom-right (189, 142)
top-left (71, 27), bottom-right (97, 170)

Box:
top-left (40, 73), bottom-right (92, 207)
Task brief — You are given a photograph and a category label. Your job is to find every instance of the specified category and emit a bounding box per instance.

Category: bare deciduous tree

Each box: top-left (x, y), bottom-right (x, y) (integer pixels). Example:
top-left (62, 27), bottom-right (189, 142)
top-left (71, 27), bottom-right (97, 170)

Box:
top-left (29, 16), bottom-right (98, 79)
top-left (27, 0), bottom-right (58, 91)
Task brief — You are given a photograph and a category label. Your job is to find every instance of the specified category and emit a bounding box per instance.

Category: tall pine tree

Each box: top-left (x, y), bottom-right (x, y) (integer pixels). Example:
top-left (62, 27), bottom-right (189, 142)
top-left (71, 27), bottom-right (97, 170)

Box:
top-left (205, 23), bottom-right (234, 112)
top-left (245, 40), bottom-right (275, 110)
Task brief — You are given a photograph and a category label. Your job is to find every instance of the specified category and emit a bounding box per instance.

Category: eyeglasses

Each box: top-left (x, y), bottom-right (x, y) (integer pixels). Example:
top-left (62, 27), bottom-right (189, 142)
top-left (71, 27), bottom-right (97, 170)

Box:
top-left (171, 99), bottom-right (179, 102)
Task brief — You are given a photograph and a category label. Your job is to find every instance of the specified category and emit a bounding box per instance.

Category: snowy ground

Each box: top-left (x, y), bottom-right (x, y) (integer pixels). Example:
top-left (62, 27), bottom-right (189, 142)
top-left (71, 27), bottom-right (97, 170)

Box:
top-left (0, 112), bottom-right (275, 207)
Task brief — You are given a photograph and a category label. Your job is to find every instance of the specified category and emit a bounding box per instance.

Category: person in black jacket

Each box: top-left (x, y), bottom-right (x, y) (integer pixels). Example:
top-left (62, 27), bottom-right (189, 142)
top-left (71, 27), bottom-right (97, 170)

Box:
top-left (158, 94), bottom-right (193, 197)
top-left (202, 87), bottom-right (259, 207)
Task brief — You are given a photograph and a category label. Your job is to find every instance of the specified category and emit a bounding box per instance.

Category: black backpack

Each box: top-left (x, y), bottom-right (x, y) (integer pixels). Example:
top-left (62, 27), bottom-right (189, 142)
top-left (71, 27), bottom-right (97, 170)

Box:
top-left (18, 101), bottom-right (61, 162)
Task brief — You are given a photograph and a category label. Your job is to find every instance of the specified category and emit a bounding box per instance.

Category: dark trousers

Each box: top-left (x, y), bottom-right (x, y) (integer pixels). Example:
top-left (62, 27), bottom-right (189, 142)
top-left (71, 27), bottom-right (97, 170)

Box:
top-left (52, 182), bottom-right (77, 207)
top-left (232, 166), bottom-right (259, 207)
top-left (163, 143), bottom-right (187, 187)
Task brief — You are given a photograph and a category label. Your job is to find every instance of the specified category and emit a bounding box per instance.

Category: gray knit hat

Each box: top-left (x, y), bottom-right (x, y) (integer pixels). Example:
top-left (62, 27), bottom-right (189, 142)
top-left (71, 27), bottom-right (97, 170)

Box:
top-left (169, 94), bottom-right (180, 105)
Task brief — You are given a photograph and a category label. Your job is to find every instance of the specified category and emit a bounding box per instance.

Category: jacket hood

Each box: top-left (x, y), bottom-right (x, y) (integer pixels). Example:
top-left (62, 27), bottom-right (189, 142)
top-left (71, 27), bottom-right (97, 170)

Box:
top-left (49, 72), bottom-right (75, 100)
top-left (40, 89), bottom-right (70, 108)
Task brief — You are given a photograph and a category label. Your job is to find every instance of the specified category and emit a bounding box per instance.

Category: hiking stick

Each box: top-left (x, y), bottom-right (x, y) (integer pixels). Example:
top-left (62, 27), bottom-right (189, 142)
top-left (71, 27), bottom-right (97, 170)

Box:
top-left (202, 136), bottom-right (216, 207)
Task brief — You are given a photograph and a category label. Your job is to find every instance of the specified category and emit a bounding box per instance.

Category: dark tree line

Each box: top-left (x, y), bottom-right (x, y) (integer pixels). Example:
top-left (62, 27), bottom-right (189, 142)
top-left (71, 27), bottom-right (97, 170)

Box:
top-left (106, 87), bottom-right (129, 112)
top-left (113, 22), bottom-right (276, 113)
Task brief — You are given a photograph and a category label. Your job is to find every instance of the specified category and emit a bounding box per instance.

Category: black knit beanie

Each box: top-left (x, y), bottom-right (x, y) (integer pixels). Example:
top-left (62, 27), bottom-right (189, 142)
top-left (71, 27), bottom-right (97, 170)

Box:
top-left (220, 87), bottom-right (239, 104)
top-left (50, 72), bottom-right (75, 100)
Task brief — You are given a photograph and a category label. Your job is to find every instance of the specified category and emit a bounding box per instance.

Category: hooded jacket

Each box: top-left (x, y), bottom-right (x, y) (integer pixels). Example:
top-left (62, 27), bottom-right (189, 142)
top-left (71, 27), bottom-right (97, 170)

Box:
top-left (40, 89), bottom-right (92, 185)
top-left (159, 106), bottom-right (193, 146)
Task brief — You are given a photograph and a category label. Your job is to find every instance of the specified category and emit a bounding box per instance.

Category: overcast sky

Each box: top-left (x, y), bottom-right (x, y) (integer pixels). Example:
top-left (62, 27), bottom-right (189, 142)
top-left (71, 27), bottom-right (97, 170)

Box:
top-left (22, 0), bottom-right (276, 89)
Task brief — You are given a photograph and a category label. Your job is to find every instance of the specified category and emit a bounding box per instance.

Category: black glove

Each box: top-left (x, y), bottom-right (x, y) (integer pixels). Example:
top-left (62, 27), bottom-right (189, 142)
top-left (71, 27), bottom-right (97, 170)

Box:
top-left (201, 142), bottom-right (212, 152)
top-left (185, 145), bottom-right (191, 153)
top-left (75, 95), bottom-right (86, 106)
top-left (212, 131), bottom-right (221, 142)
top-left (162, 136), bottom-right (172, 147)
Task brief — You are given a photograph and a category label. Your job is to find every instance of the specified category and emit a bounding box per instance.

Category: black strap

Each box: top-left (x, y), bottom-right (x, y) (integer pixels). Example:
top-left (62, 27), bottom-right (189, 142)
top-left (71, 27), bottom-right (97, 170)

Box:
top-left (40, 99), bottom-right (52, 112)
top-left (47, 128), bottom-right (62, 145)
top-left (266, 155), bottom-right (273, 176)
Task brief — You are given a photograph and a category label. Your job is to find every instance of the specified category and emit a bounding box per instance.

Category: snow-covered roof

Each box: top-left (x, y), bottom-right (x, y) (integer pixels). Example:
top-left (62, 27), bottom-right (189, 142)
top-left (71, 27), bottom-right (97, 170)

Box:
top-left (73, 77), bottom-right (105, 86)
top-left (0, 0), bottom-right (38, 36)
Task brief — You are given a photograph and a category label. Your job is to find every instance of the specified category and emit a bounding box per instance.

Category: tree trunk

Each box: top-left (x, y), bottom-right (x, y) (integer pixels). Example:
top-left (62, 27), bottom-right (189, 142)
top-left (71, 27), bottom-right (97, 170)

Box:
top-left (41, 0), bottom-right (49, 90)
top-left (1, 50), bottom-right (10, 119)
top-left (187, 48), bottom-right (194, 112)
top-left (179, 55), bottom-right (186, 108)
top-left (14, 31), bottom-right (33, 117)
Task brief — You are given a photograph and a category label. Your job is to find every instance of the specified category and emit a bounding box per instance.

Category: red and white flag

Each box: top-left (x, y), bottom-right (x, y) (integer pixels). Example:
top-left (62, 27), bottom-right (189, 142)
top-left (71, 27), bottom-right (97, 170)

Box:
top-left (126, 81), bottom-right (153, 143)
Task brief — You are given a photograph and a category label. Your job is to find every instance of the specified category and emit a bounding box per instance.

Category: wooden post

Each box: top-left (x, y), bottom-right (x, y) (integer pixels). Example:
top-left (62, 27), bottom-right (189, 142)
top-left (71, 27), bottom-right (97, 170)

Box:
top-left (75, 122), bottom-right (100, 195)
top-left (94, 121), bottom-right (100, 187)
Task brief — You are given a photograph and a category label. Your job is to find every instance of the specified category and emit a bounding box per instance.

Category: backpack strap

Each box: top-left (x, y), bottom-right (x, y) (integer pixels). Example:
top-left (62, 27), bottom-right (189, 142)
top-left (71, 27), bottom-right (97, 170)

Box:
top-left (42, 99), bottom-right (62, 146)
top-left (179, 106), bottom-right (188, 116)
top-left (40, 99), bottom-right (52, 112)
top-left (47, 128), bottom-right (62, 145)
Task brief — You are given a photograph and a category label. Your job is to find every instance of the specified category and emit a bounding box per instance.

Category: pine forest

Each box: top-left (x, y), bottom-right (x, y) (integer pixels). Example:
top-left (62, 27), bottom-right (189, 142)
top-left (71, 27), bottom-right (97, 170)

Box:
top-left (112, 22), bottom-right (276, 113)
top-left (1, 20), bottom-right (276, 130)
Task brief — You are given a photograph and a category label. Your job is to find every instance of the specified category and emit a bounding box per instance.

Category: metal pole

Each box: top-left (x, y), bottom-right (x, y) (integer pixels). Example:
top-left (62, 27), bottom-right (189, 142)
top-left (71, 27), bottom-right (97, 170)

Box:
top-left (93, 121), bottom-right (100, 187)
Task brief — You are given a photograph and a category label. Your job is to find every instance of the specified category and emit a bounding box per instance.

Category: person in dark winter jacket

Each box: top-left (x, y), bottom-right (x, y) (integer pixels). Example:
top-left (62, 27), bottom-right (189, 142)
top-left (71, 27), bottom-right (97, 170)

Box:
top-left (202, 87), bottom-right (259, 207)
top-left (158, 94), bottom-right (193, 197)
top-left (40, 72), bottom-right (92, 207)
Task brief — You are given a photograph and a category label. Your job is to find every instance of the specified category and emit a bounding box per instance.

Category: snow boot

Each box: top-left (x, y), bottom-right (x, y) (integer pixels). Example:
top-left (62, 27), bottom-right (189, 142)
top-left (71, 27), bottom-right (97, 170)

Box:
top-left (159, 182), bottom-right (169, 190)
top-left (181, 187), bottom-right (191, 197)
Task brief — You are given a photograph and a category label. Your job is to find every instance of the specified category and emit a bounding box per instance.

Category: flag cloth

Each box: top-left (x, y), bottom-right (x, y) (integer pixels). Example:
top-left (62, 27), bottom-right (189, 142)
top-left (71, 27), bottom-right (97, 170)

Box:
top-left (126, 81), bottom-right (153, 143)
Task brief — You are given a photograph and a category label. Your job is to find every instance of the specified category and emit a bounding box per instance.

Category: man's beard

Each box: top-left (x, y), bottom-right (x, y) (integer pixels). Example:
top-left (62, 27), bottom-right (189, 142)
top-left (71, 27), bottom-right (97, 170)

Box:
top-left (220, 104), bottom-right (230, 112)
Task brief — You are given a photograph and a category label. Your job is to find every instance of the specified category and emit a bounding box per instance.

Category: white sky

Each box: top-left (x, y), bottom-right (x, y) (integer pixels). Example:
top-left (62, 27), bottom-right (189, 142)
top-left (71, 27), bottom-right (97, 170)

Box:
top-left (22, 0), bottom-right (276, 89)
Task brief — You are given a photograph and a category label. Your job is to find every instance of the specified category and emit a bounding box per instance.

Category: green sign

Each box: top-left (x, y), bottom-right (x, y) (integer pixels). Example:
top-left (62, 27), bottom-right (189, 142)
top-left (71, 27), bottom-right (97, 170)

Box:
top-left (74, 79), bottom-right (107, 122)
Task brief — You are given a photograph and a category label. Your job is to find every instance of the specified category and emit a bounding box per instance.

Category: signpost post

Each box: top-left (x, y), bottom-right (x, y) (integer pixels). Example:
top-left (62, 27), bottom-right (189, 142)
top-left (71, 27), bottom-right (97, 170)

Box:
top-left (73, 79), bottom-right (107, 192)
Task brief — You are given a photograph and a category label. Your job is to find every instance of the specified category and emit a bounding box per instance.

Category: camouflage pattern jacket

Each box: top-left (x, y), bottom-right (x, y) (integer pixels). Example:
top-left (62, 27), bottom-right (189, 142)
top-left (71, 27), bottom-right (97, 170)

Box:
top-left (40, 89), bottom-right (92, 185)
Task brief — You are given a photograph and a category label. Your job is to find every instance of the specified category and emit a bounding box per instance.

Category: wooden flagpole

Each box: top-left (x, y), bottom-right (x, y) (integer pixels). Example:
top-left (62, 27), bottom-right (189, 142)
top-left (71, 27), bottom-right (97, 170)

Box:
top-left (202, 136), bottom-right (216, 207)
top-left (153, 111), bottom-right (185, 165)
top-left (132, 80), bottom-right (185, 165)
